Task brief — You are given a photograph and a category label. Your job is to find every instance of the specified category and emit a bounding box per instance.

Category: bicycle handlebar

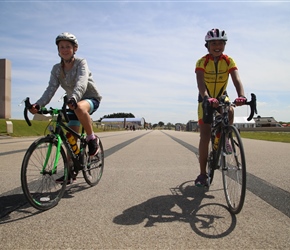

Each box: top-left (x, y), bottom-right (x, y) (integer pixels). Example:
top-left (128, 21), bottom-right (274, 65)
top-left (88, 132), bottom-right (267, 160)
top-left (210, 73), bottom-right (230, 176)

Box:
top-left (203, 93), bottom-right (258, 124)
top-left (244, 93), bottom-right (258, 121)
top-left (23, 97), bottom-right (70, 126)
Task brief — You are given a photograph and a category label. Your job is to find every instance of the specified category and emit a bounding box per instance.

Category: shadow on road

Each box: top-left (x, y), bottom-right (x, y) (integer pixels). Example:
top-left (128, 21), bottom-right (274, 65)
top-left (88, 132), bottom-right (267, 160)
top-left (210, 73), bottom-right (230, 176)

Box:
top-left (113, 180), bottom-right (236, 238)
top-left (0, 193), bottom-right (42, 224)
top-left (0, 180), bottom-right (90, 224)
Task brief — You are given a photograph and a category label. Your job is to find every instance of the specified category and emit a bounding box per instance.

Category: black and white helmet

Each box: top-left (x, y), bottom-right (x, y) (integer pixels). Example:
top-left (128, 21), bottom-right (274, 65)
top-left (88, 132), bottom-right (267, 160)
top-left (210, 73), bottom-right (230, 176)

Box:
top-left (205, 28), bottom-right (227, 41)
top-left (55, 32), bottom-right (78, 46)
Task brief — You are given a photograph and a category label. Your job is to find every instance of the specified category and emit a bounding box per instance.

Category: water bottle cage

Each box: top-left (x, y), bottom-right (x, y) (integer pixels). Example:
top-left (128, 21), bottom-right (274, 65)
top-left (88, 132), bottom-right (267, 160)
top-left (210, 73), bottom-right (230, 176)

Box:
top-left (213, 113), bottom-right (222, 128)
top-left (213, 120), bottom-right (222, 128)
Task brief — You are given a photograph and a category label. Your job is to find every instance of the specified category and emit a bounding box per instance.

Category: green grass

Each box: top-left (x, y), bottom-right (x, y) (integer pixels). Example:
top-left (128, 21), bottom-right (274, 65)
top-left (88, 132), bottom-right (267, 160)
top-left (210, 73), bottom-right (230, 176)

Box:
top-left (0, 119), bottom-right (106, 137)
top-left (0, 119), bottom-right (48, 137)
top-left (240, 131), bottom-right (290, 143)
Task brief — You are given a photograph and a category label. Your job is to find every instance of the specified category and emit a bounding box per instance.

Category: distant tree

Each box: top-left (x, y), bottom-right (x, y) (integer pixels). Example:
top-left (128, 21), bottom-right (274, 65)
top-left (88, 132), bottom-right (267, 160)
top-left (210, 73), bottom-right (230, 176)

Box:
top-left (158, 121), bottom-right (164, 127)
top-left (166, 122), bottom-right (174, 130)
top-left (101, 112), bottom-right (135, 119)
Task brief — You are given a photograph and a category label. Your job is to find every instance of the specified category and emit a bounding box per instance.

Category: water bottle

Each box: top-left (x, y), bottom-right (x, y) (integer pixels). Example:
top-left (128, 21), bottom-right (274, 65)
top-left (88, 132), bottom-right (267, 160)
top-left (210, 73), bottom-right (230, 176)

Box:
top-left (66, 132), bottom-right (80, 155)
top-left (213, 132), bottom-right (220, 150)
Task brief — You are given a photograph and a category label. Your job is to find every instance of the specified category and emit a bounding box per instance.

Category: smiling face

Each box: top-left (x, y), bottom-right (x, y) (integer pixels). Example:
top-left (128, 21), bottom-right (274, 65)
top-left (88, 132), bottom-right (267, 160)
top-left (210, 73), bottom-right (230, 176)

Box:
top-left (58, 40), bottom-right (77, 61)
top-left (207, 40), bottom-right (226, 57)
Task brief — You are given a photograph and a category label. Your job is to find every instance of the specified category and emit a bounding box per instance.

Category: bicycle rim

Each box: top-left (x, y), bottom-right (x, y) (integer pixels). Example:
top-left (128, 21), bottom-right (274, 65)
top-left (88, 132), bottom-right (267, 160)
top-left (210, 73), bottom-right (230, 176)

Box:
top-left (83, 137), bottom-right (104, 186)
top-left (221, 125), bottom-right (246, 214)
top-left (21, 136), bottom-right (68, 210)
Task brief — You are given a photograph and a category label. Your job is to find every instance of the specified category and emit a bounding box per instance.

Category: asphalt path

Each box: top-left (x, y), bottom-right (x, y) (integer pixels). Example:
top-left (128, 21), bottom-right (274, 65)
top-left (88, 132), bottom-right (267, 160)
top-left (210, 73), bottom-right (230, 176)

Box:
top-left (0, 130), bottom-right (289, 249)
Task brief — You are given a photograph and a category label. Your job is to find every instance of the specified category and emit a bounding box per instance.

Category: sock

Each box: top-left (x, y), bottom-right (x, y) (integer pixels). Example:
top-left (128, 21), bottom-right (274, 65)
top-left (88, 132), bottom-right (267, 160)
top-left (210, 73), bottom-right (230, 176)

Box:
top-left (86, 134), bottom-right (96, 142)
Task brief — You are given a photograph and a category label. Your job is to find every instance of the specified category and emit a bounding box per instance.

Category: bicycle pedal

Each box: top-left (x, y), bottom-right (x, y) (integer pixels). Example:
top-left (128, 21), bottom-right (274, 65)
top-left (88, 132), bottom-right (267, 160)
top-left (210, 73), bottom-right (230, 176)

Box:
top-left (89, 155), bottom-right (100, 162)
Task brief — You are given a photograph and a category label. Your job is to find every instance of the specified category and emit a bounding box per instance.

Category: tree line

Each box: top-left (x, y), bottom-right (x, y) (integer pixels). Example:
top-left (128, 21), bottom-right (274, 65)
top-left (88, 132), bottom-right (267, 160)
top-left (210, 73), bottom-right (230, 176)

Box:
top-left (97, 112), bottom-right (135, 122)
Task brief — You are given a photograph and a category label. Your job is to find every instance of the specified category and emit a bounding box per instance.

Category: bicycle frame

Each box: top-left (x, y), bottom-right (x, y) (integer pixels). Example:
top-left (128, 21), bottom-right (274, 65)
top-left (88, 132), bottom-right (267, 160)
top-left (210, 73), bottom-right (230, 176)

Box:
top-left (49, 110), bottom-right (87, 172)
top-left (210, 101), bottom-right (232, 170)
top-left (23, 97), bottom-right (87, 174)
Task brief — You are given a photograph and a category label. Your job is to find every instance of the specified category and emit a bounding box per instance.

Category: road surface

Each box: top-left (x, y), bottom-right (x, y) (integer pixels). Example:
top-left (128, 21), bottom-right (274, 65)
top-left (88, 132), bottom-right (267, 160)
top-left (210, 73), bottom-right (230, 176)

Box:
top-left (0, 130), bottom-right (289, 249)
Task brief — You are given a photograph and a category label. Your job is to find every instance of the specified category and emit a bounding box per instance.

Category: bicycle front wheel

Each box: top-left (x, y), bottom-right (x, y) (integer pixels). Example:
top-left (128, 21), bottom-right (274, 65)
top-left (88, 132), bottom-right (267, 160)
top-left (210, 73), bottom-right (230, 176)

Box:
top-left (83, 137), bottom-right (104, 186)
top-left (21, 136), bottom-right (68, 210)
top-left (207, 151), bottom-right (215, 186)
top-left (221, 125), bottom-right (246, 214)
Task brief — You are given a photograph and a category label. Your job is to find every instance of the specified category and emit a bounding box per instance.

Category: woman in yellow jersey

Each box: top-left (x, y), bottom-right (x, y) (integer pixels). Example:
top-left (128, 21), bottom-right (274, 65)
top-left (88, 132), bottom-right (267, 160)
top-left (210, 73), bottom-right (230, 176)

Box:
top-left (195, 28), bottom-right (247, 187)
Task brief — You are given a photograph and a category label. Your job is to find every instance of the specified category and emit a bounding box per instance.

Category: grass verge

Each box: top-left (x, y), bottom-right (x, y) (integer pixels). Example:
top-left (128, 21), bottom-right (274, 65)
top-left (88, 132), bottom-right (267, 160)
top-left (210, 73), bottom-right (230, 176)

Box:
top-left (240, 131), bottom-right (290, 143)
top-left (0, 119), bottom-right (106, 137)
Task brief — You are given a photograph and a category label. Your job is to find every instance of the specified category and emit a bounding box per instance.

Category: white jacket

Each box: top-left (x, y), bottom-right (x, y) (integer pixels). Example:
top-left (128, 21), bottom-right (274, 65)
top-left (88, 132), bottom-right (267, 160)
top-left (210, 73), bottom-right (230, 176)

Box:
top-left (36, 57), bottom-right (102, 107)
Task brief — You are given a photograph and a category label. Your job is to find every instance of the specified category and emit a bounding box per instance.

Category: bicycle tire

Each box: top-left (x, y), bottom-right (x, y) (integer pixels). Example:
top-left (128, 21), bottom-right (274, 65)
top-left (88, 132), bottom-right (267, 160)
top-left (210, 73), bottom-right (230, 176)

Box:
top-left (221, 125), bottom-right (246, 214)
top-left (83, 137), bottom-right (104, 186)
top-left (21, 136), bottom-right (68, 210)
top-left (207, 151), bottom-right (215, 186)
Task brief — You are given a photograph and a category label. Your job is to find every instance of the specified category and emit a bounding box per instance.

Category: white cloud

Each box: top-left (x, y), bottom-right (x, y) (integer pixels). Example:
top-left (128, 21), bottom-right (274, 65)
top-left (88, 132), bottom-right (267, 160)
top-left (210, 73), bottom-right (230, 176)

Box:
top-left (1, 1), bottom-right (290, 124)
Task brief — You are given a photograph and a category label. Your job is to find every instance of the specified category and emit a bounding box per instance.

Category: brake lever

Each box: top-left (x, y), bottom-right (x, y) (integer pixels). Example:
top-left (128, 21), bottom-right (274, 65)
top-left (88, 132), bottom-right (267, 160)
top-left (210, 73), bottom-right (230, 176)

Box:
top-left (246, 93), bottom-right (258, 121)
top-left (62, 95), bottom-right (70, 123)
top-left (23, 97), bottom-right (32, 126)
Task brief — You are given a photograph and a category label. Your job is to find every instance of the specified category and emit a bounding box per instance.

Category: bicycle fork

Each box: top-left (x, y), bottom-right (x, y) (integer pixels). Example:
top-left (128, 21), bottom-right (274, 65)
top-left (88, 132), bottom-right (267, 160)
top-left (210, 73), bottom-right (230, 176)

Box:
top-left (41, 134), bottom-right (62, 176)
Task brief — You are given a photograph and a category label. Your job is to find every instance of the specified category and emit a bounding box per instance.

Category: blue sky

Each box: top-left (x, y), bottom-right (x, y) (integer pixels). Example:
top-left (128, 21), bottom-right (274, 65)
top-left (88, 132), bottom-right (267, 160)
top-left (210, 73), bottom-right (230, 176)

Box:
top-left (1, 0), bottom-right (290, 124)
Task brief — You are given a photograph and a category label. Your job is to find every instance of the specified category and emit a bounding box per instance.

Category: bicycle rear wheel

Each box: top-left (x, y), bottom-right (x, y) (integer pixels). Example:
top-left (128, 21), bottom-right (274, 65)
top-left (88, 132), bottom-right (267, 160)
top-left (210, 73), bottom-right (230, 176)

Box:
top-left (221, 125), bottom-right (246, 214)
top-left (83, 137), bottom-right (104, 186)
top-left (21, 136), bottom-right (68, 210)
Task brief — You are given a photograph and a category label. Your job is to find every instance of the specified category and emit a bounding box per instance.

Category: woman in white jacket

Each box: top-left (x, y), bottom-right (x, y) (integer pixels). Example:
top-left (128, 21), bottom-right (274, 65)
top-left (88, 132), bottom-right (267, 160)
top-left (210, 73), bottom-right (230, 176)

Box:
top-left (29, 32), bottom-right (102, 183)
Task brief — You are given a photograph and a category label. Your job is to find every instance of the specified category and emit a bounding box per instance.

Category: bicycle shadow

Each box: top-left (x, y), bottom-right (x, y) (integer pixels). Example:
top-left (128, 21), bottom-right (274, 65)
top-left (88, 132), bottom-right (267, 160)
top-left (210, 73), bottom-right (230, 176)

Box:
top-left (0, 179), bottom-right (91, 224)
top-left (62, 178), bottom-right (92, 198)
top-left (113, 180), bottom-right (236, 238)
top-left (0, 193), bottom-right (43, 224)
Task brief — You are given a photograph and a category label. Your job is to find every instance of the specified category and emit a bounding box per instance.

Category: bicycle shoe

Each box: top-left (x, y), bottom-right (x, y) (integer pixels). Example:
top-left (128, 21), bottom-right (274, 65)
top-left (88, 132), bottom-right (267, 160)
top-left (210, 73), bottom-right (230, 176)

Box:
top-left (195, 174), bottom-right (208, 187)
top-left (88, 137), bottom-right (100, 156)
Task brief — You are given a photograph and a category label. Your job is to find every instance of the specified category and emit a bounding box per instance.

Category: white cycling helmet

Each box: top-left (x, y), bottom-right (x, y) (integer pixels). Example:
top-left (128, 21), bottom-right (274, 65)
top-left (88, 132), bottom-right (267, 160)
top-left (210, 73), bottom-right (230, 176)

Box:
top-left (205, 28), bottom-right (227, 41)
top-left (55, 32), bottom-right (78, 46)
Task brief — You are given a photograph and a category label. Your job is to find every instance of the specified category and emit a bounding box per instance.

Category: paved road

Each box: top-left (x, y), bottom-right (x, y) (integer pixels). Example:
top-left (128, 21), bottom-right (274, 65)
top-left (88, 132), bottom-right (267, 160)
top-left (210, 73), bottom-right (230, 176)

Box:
top-left (0, 130), bottom-right (289, 249)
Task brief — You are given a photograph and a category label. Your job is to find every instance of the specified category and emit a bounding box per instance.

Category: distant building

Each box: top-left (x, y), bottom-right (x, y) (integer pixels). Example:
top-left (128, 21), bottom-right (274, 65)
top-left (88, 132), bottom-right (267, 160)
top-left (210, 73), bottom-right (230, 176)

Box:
top-left (101, 117), bottom-right (145, 129)
top-left (175, 123), bottom-right (185, 131)
top-left (186, 120), bottom-right (199, 132)
top-left (183, 116), bottom-right (283, 132)
top-left (233, 116), bottom-right (256, 129)
top-left (33, 113), bottom-right (52, 121)
top-left (253, 116), bottom-right (282, 127)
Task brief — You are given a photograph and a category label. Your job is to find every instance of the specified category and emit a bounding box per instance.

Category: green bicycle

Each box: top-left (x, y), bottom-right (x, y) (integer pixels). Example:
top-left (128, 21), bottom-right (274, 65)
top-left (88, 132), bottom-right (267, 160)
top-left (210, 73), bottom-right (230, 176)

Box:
top-left (20, 97), bottom-right (104, 210)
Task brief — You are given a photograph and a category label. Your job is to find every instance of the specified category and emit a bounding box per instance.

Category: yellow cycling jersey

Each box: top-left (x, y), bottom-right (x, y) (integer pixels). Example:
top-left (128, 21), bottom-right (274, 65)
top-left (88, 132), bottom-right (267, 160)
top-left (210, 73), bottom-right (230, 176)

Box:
top-left (195, 54), bottom-right (237, 102)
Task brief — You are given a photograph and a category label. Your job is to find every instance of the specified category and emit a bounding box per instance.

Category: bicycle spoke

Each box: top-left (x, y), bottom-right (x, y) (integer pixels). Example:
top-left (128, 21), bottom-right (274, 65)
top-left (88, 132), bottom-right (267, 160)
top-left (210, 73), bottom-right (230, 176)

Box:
top-left (82, 137), bottom-right (104, 186)
top-left (222, 126), bottom-right (246, 214)
top-left (21, 137), bottom-right (68, 210)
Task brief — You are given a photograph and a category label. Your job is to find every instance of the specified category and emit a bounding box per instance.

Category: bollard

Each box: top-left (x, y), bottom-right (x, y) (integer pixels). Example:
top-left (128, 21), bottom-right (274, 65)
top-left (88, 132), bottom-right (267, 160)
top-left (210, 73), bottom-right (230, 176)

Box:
top-left (6, 121), bottom-right (13, 134)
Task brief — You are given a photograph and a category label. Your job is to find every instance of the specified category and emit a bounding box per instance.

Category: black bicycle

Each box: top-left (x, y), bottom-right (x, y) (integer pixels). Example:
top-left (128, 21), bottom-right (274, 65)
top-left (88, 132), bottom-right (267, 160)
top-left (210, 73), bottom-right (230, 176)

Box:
top-left (20, 97), bottom-right (104, 210)
top-left (204, 93), bottom-right (257, 214)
